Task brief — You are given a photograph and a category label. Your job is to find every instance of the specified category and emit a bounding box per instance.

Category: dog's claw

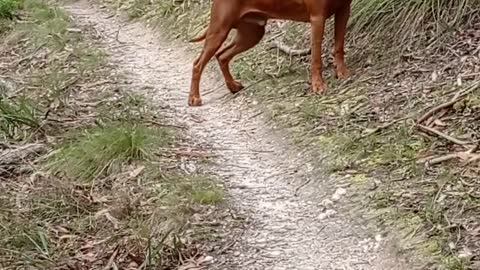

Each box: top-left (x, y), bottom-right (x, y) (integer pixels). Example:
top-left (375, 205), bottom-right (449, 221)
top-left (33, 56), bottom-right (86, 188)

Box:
top-left (311, 79), bottom-right (327, 94)
top-left (336, 66), bottom-right (351, 80)
top-left (227, 81), bottom-right (244, 94)
top-left (188, 96), bottom-right (203, 106)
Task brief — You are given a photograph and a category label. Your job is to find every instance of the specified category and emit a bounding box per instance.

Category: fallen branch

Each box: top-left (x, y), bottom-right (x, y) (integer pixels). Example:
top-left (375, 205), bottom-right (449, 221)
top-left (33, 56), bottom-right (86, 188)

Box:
top-left (417, 145), bottom-right (478, 166)
top-left (360, 116), bottom-right (411, 138)
top-left (417, 83), bottom-right (480, 124)
top-left (467, 154), bottom-right (480, 164)
top-left (416, 124), bottom-right (470, 146)
top-left (417, 153), bottom-right (460, 166)
top-left (0, 143), bottom-right (47, 165)
top-left (147, 120), bottom-right (186, 130)
top-left (270, 40), bottom-right (311, 56)
top-left (102, 245), bottom-right (119, 270)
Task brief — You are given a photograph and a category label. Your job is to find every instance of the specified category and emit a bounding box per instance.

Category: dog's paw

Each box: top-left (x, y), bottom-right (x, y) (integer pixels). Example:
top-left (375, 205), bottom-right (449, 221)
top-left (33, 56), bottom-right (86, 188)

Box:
top-left (227, 80), bottom-right (244, 94)
top-left (188, 95), bottom-right (203, 106)
top-left (310, 79), bottom-right (327, 94)
top-left (336, 66), bottom-right (351, 80)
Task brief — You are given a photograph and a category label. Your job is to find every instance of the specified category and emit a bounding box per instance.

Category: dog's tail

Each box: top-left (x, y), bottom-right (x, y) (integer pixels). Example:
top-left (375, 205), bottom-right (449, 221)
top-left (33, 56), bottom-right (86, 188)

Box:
top-left (189, 28), bottom-right (208, 43)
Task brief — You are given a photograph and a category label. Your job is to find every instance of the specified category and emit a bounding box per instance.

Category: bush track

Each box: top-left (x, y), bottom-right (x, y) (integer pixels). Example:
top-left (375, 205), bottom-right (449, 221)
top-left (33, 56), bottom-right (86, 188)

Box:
top-left (62, 1), bottom-right (420, 269)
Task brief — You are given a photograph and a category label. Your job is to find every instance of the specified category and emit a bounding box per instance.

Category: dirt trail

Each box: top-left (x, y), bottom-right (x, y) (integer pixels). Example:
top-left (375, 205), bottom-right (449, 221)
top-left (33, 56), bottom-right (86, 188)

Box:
top-left (65, 2), bottom-right (414, 269)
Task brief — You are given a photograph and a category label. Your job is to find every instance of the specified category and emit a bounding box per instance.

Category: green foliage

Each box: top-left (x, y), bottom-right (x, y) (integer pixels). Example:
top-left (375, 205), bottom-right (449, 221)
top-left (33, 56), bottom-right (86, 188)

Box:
top-left (349, 0), bottom-right (477, 46)
top-left (47, 123), bottom-right (172, 181)
top-left (0, 96), bottom-right (41, 139)
top-left (0, 0), bottom-right (20, 19)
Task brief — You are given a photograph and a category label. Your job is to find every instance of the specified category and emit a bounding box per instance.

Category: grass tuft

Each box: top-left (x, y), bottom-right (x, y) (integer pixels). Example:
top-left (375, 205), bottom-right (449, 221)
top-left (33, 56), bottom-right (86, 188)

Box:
top-left (0, 96), bottom-right (41, 139)
top-left (0, 0), bottom-right (20, 19)
top-left (47, 123), bottom-right (171, 181)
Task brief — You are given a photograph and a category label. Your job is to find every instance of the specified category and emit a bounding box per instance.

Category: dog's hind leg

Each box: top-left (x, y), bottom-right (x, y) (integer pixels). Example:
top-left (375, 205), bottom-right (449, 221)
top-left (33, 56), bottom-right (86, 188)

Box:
top-left (216, 21), bottom-right (265, 94)
top-left (189, 13), bottom-right (235, 106)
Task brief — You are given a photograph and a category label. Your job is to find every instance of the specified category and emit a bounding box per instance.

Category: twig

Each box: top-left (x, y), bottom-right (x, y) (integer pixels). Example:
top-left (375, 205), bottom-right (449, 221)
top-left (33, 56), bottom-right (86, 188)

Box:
top-left (174, 150), bottom-right (216, 158)
top-left (115, 23), bottom-right (126, 44)
top-left (466, 154), bottom-right (480, 164)
top-left (0, 144), bottom-right (46, 165)
top-left (417, 83), bottom-right (479, 123)
top-left (14, 42), bottom-right (47, 65)
top-left (270, 40), bottom-right (311, 57)
top-left (360, 116), bottom-right (411, 138)
top-left (147, 120), bottom-right (186, 130)
top-left (103, 246), bottom-right (119, 270)
top-left (416, 124), bottom-right (470, 146)
top-left (217, 241), bottom-right (236, 254)
top-left (294, 177), bottom-right (312, 196)
top-left (418, 153), bottom-right (460, 166)
top-left (417, 145), bottom-right (478, 166)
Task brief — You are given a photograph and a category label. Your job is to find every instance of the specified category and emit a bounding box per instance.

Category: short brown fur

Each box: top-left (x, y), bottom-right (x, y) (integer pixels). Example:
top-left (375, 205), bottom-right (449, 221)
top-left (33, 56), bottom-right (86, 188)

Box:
top-left (188, 0), bottom-right (353, 106)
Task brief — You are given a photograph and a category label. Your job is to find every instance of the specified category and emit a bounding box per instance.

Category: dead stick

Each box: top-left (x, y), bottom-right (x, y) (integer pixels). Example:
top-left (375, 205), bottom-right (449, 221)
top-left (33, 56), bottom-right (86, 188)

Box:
top-left (360, 116), bottom-right (411, 138)
top-left (416, 124), bottom-right (470, 146)
top-left (417, 153), bottom-right (459, 166)
top-left (467, 155), bottom-right (480, 164)
top-left (417, 83), bottom-right (479, 123)
top-left (270, 40), bottom-right (311, 56)
top-left (103, 246), bottom-right (119, 270)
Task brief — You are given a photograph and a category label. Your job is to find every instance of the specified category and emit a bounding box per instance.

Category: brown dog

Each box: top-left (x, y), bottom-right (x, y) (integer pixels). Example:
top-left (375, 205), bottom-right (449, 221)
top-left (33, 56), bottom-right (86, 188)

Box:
top-left (188, 0), bottom-right (352, 106)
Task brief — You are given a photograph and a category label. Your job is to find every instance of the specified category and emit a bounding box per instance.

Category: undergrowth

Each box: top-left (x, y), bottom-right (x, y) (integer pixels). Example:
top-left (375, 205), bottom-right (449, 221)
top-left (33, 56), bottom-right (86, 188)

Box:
top-left (105, 0), bottom-right (480, 269)
top-left (0, 0), bottom-right (19, 19)
top-left (0, 0), bottom-right (224, 268)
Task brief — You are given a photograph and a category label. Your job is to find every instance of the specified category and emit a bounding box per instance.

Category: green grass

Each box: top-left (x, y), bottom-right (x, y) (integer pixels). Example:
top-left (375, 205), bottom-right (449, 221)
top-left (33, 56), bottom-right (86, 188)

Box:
top-left (47, 123), bottom-right (171, 181)
top-left (0, 0), bottom-right (20, 19)
top-left (349, 0), bottom-right (475, 44)
top-left (181, 177), bottom-right (224, 205)
top-left (0, 96), bottom-right (41, 140)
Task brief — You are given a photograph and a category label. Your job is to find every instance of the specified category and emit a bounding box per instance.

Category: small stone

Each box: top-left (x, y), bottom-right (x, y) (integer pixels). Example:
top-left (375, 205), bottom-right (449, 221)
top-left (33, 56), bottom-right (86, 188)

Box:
top-left (332, 187), bottom-right (347, 201)
top-left (318, 209), bottom-right (336, 220)
top-left (321, 199), bottom-right (333, 207)
top-left (203, 256), bottom-right (214, 263)
top-left (336, 187), bottom-right (347, 196)
top-left (256, 238), bottom-right (267, 243)
top-left (318, 212), bottom-right (328, 220)
top-left (375, 234), bottom-right (383, 242)
top-left (331, 193), bottom-right (341, 201)
top-left (269, 250), bottom-right (281, 257)
top-left (233, 251), bottom-right (241, 257)
top-left (458, 247), bottom-right (472, 258)
top-left (325, 209), bottom-right (337, 217)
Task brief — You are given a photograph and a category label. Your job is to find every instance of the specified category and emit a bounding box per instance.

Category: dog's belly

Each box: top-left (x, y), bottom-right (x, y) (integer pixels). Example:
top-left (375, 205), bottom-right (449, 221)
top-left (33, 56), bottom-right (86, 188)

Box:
top-left (242, 0), bottom-right (310, 22)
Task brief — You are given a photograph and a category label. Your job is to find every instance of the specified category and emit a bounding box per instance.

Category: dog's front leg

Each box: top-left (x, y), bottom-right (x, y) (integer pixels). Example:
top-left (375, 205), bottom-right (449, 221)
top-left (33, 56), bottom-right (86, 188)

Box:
top-left (310, 16), bottom-right (327, 94)
top-left (334, 3), bottom-right (351, 79)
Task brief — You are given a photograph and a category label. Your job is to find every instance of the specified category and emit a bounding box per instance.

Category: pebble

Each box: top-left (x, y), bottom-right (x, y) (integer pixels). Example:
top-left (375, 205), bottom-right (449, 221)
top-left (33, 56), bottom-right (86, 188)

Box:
top-left (321, 199), bottom-right (333, 207)
top-left (332, 187), bottom-right (347, 201)
top-left (268, 250), bottom-right (282, 257)
top-left (318, 209), bottom-right (337, 220)
top-left (203, 256), bottom-right (214, 263)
